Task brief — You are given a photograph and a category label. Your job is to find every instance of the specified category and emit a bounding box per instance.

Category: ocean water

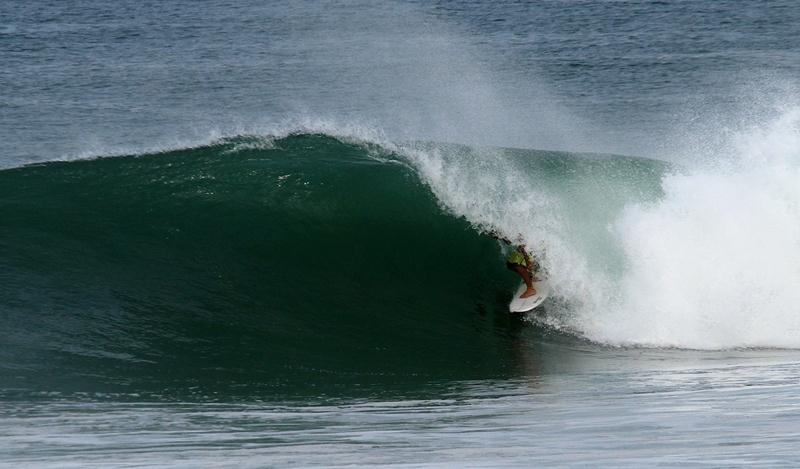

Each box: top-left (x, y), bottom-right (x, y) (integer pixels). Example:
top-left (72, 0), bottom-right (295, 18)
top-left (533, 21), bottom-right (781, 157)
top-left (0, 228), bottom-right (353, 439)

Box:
top-left (2, 0), bottom-right (800, 467)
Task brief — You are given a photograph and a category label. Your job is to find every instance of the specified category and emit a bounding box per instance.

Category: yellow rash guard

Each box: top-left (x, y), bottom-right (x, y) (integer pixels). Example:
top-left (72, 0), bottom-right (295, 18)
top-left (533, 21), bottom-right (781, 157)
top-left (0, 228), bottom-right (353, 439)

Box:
top-left (507, 250), bottom-right (527, 267)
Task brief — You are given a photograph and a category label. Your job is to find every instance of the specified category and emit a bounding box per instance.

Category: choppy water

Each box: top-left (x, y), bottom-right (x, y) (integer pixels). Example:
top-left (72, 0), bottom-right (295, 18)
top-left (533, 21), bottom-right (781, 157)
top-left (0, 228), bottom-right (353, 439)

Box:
top-left (6, 354), bottom-right (800, 467)
top-left (2, 0), bottom-right (800, 466)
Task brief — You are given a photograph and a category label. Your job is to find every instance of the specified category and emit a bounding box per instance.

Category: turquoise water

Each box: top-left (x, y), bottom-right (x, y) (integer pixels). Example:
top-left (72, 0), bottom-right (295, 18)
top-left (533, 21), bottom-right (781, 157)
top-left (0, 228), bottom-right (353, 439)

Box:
top-left (2, 0), bottom-right (800, 466)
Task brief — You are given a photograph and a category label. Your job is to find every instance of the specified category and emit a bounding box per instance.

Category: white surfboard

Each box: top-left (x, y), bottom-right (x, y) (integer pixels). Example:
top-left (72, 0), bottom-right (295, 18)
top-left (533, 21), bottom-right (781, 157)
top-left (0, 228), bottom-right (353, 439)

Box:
top-left (508, 277), bottom-right (549, 313)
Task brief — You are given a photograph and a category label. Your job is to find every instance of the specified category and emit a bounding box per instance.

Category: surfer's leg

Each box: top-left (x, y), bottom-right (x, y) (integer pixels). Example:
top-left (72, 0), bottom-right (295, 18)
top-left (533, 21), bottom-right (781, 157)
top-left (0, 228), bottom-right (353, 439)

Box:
top-left (508, 263), bottom-right (537, 298)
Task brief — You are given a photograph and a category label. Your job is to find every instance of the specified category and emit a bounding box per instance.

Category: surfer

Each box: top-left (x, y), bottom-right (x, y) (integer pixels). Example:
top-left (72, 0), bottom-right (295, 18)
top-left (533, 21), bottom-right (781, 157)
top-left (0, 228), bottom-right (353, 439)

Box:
top-left (489, 231), bottom-right (538, 299)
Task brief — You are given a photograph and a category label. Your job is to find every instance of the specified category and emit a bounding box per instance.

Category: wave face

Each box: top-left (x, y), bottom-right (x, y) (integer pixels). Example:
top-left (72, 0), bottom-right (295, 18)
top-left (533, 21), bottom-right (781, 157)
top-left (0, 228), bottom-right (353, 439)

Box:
top-left (2, 119), bottom-right (799, 397)
top-left (0, 134), bottom-right (540, 398)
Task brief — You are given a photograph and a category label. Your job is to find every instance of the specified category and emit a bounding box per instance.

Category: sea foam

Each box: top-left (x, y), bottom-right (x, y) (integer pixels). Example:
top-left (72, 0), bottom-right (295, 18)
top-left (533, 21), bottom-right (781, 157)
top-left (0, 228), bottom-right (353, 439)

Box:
top-left (592, 108), bottom-right (800, 348)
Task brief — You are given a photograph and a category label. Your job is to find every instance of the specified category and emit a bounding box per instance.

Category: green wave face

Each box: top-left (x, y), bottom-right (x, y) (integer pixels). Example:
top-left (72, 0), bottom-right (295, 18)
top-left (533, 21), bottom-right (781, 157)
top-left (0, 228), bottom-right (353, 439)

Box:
top-left (0, 134), bottom-right (672, 399)
top-left (0, 135), bottom-right (535, 399)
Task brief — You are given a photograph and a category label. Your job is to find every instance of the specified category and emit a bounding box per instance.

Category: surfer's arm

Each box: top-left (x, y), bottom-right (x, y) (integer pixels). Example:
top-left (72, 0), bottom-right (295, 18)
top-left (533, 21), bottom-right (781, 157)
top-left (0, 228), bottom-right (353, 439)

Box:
top-left (520, 248), bottom-right (533, 270)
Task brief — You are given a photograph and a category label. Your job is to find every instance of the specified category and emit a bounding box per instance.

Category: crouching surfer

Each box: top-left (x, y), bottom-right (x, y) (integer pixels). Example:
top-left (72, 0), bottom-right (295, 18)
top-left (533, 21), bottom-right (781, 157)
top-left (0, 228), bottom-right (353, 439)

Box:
top-left (490, 231), bottom-right (538, 299)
